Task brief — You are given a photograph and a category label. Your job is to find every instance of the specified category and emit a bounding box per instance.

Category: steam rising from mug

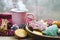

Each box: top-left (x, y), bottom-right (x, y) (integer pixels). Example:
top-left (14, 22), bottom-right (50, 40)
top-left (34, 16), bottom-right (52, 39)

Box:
top-left (10, 0), bottom-right (28, 12)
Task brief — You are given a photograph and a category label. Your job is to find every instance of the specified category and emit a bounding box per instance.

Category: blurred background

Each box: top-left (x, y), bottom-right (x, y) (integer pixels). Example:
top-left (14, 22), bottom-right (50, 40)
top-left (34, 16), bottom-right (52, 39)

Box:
top-left (0, 0), bottom-right (60, 20)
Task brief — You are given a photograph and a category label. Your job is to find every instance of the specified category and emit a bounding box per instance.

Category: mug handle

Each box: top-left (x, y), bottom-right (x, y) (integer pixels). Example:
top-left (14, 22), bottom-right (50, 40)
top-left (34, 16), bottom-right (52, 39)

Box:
top-left (26, 14), bottom-right (34, 23)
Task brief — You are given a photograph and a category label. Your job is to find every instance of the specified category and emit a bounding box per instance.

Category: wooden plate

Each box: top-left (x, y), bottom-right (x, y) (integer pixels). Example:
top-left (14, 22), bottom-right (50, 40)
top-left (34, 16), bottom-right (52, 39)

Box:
top-left (25, 25), bottom-right (60, 40)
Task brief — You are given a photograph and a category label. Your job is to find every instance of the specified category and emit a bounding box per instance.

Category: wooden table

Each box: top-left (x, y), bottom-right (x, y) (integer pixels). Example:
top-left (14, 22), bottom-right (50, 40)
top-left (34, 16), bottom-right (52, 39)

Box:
top-left (0, 36), bottom-right (32, 40)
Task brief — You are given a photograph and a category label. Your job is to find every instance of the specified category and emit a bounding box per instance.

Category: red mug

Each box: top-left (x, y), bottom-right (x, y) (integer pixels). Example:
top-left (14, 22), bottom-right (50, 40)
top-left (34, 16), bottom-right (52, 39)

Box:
top-left (11, 11), bottom-right (34, 26)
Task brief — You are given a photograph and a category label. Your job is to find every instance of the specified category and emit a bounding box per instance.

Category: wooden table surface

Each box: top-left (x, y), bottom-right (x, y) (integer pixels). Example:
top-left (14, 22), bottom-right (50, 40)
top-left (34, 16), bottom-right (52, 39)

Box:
top-left (0, 36), bottom-right (32, 40)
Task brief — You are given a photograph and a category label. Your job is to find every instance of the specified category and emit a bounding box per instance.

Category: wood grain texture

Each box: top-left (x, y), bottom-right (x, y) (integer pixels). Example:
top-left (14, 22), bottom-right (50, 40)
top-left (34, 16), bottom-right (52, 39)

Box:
top-left (0, 36), bottom-right (32, 40)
